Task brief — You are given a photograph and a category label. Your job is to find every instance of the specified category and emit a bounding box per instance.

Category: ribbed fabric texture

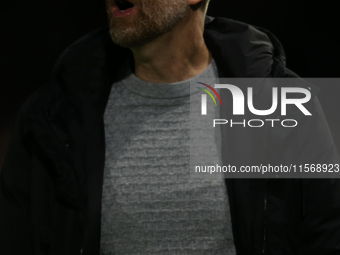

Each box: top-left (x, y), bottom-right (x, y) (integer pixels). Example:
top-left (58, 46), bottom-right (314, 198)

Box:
top-left (100, 60), bottom-right (236, 255)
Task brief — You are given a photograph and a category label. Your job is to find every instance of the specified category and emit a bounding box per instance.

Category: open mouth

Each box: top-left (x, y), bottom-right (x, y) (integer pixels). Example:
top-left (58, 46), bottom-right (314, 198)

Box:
top-left (114, 0), bottom-right (135, 11)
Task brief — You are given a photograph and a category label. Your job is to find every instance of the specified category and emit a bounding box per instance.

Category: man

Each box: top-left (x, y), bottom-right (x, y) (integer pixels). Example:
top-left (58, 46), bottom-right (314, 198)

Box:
top-left (1, 0), bottom-right (340, 254)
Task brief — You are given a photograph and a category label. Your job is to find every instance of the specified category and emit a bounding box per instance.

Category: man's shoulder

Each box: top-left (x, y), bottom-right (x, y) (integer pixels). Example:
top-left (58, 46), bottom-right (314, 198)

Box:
top-left (54, 27), bottom-right (112, 64)
top-left (204, 16), bottom-right (286, 78)
top-left (21, 27), bottom-right (129, 115)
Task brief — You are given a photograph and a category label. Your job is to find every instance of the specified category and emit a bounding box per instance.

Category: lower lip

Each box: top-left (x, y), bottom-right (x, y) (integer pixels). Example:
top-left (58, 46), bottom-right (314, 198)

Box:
top-left (113, 6), bottom-right (136, 17)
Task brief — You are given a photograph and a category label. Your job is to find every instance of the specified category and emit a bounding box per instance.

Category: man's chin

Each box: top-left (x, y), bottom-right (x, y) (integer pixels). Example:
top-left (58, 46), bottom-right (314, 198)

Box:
top-left (110, 34), bottom-right (144, 48)
top-left (111, 37), bottom-right (152, 48)
top-left (109, 27), bottom-right (159, 48)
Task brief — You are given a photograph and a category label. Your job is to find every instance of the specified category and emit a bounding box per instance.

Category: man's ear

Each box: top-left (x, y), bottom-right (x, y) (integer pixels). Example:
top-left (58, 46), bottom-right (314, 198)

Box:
top-left (188, 0), bottom-right (205, 10)
top-left (187, 0), bottom-right (203, 5)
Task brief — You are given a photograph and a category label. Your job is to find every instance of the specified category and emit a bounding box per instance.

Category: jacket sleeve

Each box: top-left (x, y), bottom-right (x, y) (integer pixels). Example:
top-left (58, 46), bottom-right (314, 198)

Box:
top-left (282, 69), bottom-right (340, 253)
top-left (0, 103), bottom-right (33, 254)
top-left (296, 91), bottom-right (340, 254)
top-left (270, 66), bottom-right (340, 252)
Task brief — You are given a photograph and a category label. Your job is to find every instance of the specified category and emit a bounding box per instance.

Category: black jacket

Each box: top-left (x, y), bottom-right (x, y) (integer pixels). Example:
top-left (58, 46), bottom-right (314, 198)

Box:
top-left (1, 16), bottom-right (340, 255)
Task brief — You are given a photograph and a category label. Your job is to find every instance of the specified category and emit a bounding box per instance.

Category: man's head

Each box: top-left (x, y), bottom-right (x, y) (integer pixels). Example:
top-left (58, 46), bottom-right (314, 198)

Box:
top-left (105, 0), bottom-right (210, 48)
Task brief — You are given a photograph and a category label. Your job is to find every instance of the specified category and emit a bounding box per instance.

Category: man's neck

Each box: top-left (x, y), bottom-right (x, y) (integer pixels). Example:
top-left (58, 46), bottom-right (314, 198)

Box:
top-left (130, 14), bottom-right (212, 83)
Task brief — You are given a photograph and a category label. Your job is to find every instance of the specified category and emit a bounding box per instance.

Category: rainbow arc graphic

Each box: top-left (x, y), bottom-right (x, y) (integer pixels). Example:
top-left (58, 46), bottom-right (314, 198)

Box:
top-left (196, 82), bottom-right (222, 115)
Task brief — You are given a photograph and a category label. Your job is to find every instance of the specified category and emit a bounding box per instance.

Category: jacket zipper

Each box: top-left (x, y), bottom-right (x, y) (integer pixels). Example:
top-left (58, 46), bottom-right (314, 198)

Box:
top-left (262, 116), bottom-right (272, 255)
top-left (79, 209), bottom-right (86, 255)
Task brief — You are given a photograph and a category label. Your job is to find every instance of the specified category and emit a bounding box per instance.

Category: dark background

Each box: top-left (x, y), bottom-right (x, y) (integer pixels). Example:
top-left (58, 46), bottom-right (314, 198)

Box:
top-left (1, 0), bottom-right (339, 168)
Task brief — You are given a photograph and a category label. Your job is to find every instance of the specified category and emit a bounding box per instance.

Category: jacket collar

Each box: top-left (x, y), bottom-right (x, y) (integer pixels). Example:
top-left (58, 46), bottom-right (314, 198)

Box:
top-left (44, 16), bottom-right (284, 124)
top-left (24, 16), bottom-right (290, 163)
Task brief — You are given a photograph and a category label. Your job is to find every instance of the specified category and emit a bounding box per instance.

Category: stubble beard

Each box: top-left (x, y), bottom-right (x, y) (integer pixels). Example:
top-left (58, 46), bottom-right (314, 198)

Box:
top-left (106, 0), bottom-right (188, 48)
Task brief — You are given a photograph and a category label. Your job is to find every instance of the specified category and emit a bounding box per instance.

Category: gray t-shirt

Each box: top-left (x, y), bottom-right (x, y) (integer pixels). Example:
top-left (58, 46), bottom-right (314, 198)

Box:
top-left (101, 60), bottom-right (236, 255)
